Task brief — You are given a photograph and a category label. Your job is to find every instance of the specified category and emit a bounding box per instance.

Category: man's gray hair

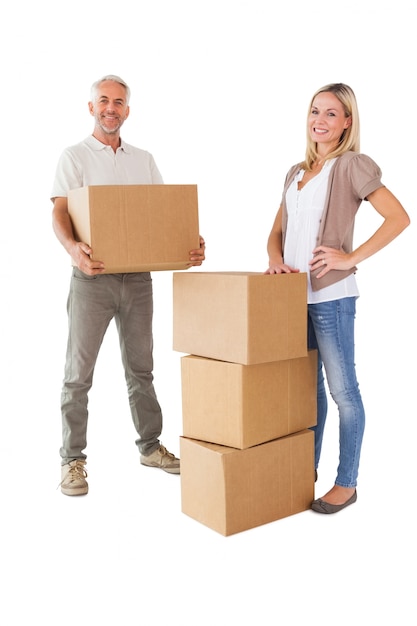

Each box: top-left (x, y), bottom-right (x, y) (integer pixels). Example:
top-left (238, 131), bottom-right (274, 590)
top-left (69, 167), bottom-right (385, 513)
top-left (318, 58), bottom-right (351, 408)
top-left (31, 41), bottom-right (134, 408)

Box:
top-left (90, 75), bottom-right (131, 104)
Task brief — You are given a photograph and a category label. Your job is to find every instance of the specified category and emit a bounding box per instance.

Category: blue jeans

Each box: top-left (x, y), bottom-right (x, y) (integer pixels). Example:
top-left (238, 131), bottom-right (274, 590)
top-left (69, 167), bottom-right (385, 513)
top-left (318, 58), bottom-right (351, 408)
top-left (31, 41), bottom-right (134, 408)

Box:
top-left (60, 269), bottom-right (163, 464)
top-left (308, 297), bottom-right (365, 488)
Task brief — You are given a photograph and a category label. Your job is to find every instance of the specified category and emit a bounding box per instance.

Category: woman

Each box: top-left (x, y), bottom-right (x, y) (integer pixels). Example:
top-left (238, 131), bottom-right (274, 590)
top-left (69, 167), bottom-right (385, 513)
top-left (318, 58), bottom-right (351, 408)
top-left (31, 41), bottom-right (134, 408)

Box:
top-left (265, 83), bottom-right (410, 513)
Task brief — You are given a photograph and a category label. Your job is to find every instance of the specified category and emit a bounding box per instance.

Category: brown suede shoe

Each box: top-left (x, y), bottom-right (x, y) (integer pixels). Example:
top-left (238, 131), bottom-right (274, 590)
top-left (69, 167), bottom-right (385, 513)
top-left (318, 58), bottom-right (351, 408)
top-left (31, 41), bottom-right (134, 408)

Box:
top-left (311, 489), bottom-right (357, 514)
top-left (61, 460), bottom-right (88, 496)
top-left (140, 445), bottom-right (180, 474)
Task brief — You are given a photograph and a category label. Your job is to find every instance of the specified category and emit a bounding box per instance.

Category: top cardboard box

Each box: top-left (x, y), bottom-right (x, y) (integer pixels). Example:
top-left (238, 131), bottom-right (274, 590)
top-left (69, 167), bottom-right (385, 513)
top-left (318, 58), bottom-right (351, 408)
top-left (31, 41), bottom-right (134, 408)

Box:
top-left (68, 184), bottom-right (200, 273)
top-left (173, 271), bottom-right (307, 365)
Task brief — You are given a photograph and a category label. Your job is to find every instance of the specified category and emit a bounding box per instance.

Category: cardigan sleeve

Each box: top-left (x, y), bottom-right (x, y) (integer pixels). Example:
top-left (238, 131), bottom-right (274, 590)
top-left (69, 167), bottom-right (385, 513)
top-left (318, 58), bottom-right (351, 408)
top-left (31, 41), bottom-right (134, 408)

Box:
top-left (347, 153), bottom-right (384, 199)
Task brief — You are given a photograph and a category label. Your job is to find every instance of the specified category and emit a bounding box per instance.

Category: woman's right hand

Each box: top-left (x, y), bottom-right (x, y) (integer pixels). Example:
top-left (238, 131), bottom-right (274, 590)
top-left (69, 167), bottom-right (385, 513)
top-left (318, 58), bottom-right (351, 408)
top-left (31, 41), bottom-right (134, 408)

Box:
top-left (264, 263), bottom-right (300, 275)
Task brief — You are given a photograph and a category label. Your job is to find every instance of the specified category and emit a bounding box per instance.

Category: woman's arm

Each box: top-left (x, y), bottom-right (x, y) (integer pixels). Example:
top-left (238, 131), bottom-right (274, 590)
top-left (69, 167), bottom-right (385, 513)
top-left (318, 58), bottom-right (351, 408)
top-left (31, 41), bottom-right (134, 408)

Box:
top-left (310, 187), bottom-right (410, 277)
top-left (265, 206), bottom-right (300, 274)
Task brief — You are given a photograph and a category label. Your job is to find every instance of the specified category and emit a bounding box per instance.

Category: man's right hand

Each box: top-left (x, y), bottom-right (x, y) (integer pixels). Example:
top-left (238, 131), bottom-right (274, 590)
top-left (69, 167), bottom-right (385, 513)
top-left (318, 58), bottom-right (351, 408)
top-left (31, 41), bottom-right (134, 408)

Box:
top-left (71, 242), bottom-right (105, 275)
top-left (53, 197), bottom-right (105, 275)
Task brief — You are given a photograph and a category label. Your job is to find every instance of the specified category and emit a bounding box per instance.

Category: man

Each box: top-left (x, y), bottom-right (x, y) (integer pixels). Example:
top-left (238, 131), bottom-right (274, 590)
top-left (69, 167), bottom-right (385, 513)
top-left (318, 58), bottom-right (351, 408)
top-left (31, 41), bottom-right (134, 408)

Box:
top-left (51, 75), bottom-right (205, 496)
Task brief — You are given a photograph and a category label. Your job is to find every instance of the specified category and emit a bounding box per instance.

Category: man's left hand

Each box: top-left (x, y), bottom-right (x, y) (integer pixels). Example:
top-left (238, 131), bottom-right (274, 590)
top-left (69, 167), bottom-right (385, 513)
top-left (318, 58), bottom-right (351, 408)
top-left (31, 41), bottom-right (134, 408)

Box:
top-left (188, 235), bottom-right (206, 266)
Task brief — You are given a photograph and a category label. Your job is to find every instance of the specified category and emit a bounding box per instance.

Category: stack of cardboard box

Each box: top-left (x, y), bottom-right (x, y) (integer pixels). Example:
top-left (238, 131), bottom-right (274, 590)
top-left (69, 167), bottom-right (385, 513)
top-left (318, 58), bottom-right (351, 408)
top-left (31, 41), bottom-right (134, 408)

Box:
top-left (173, 271), bottom-right (317, 536)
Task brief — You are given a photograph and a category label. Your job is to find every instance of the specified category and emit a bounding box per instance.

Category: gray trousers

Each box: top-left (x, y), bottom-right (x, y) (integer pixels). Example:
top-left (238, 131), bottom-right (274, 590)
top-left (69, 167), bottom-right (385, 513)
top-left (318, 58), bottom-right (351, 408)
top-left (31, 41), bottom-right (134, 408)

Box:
top-left (60, 269), bottom-right (162, 464)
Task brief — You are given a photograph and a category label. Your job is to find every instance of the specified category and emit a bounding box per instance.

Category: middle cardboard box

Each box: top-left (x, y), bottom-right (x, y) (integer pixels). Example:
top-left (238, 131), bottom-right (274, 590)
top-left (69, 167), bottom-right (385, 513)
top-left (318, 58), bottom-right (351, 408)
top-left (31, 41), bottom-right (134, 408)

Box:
top-left (181, 350), bottom-right (317, 449)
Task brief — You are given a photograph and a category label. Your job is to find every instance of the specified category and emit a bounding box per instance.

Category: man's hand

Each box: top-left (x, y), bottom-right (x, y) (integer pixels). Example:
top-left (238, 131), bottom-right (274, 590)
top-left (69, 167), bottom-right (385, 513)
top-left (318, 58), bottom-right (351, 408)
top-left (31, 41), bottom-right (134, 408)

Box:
top-left (188, 235), bottom-right (206, 267)
top-left (71, 242), bottom-right (105, 275)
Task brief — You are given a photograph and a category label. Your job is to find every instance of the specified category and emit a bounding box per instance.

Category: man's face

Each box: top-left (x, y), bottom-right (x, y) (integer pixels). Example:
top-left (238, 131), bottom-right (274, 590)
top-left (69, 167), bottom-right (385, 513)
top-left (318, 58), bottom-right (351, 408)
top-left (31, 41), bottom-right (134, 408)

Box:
top-left (88, 80), bottom-right (130, 136)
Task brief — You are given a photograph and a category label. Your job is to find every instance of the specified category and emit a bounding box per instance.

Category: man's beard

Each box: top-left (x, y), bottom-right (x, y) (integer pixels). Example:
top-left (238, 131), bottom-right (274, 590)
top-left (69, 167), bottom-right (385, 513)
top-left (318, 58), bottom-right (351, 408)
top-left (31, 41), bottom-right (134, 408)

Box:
top-left (96, 114), bottom-right (124, 135)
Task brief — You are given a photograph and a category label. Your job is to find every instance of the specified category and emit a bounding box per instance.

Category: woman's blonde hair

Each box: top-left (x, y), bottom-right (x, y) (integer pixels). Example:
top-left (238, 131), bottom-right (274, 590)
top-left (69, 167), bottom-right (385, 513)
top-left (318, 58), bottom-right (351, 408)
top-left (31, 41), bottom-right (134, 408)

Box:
top-left (302, 83), bottom-right (360, 171)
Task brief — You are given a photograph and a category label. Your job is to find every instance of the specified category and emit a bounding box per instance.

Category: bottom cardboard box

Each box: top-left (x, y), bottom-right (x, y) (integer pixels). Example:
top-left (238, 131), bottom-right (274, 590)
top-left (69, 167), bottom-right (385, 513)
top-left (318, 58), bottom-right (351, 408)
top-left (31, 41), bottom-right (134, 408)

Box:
top-left (180, 430), bottom-right (314, 536)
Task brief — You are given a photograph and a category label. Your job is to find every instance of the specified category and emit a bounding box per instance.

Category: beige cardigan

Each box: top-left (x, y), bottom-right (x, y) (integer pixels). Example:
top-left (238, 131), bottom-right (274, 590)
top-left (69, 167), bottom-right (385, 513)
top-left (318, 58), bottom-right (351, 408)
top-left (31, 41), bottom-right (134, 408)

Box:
top-left (280, 151), bottom-right (385, 291)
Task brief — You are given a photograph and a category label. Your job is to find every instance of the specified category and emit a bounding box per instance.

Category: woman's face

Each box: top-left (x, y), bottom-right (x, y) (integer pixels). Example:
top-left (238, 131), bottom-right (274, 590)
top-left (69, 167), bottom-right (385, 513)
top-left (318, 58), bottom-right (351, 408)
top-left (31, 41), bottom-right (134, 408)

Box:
top-left (308, 91), bottom-right (352, 153)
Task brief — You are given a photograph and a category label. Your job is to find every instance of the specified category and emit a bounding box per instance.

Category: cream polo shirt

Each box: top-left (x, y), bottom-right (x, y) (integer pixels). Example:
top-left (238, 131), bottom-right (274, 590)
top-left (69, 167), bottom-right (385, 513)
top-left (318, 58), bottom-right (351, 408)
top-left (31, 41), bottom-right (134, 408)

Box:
top-left (51, 135), bottom-right (163, 199)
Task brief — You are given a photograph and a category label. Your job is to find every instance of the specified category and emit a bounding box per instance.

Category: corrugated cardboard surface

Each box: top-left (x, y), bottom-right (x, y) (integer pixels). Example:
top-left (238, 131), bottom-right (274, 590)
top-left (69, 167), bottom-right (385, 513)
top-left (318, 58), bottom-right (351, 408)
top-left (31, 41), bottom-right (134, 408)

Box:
top-left (180, 430), bottom-right (315, 536)
top-left (181, 350), bottom-right (317, 449)
top-left (68, 184), bottom-right (200, 273)
top-left (173, 271), bottom-right (307, 364)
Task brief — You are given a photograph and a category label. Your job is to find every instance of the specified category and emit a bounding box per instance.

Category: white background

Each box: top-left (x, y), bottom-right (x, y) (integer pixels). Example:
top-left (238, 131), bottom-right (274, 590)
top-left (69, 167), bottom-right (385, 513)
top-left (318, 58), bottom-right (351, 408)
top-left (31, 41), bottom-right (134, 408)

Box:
top-left (1, 1), bottom-right (415, 624)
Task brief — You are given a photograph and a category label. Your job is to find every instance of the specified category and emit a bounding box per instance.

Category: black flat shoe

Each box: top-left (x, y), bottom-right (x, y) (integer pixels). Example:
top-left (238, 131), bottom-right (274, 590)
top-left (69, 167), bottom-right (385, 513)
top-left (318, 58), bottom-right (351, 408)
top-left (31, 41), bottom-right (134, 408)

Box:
top-left (311, 489), bottom-right (357, 514)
